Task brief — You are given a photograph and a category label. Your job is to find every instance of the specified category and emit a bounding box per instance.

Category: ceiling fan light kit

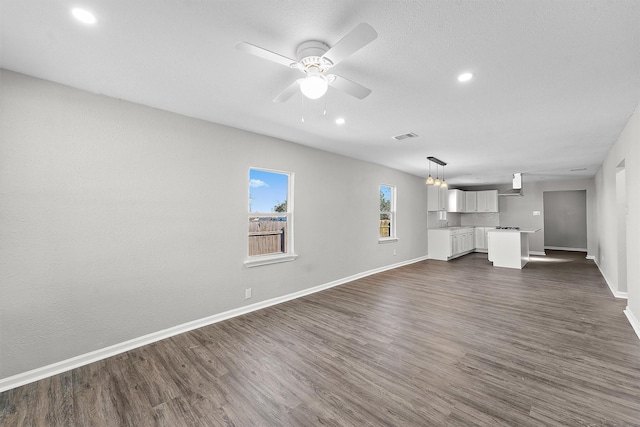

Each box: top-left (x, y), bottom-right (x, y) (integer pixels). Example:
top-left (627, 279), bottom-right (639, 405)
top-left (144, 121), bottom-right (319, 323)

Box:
top-left (236, 23), bottom-right (377, 103)
top-left (299, 68), bottom-right (328, 99)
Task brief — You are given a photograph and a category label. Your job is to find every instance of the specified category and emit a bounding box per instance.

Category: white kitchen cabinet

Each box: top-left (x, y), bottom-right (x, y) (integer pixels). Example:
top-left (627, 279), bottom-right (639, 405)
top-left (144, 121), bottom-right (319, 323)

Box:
top-left (474, 226), bottom-right (496, 252)
top-left (465, 191), bottom-right (477, 212)
top-left (476, 191), bottom-right (487, 211)
top-left (427, 185), bottom-right (447, 212)
top-left (428, 228), bottom-right (475, 260)
top-left (475, 227), bottom-right (485, 250)
top-left (448, 189), bottom-right (466, 212)
top-left (477, 190), bottom-right (498, 212)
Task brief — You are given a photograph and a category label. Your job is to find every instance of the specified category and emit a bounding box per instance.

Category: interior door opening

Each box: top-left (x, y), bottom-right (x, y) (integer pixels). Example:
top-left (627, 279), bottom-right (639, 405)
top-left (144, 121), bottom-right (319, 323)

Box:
top-left (616, 160), bottom-right (627, 293)
top-left (543, 190), bottom-right (587, 253)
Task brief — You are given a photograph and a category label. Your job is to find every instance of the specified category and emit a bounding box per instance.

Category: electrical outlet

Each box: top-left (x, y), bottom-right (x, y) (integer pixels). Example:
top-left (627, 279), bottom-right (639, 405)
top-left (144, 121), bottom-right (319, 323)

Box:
top-left (533, 211), bottom-right (541, 216)
top-left (393, 249), bottom-right (397, 256)
top-left (245, 288), bottom-right (252, 299)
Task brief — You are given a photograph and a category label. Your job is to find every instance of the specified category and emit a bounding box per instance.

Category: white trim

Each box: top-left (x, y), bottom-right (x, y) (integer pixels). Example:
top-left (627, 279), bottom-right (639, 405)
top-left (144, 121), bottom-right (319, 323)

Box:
top-left (624, 307), bottom-right (640, 340)
top-left (544, 246), bottom-right (588, 252)
top-left (0, 254), bottom-right (429, 393)
top-left (248, 167), bottom-right (295, 259)
top-left (244, 253), bottom-right (298, 267)
top-left (380, 183), bottom-right (396, 239)
top-left (529, 251), bottom-right (546, 256)
top-left (586, 255), bottom-right (595, 260)
top-left (593, 257), bottom-right (628, 299)
top-left (378, 238), bottom-right (399, 244)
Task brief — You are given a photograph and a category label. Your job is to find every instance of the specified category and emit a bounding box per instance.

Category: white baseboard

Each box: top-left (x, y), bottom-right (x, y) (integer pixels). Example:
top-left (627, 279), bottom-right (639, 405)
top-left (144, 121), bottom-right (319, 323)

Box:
top-left (624, 307), bottom-right (640, 341)
top-left (593, 257), bottom-right (628, 299)
top-left (544, 246), bottom-right (587, 252)
top-left (586, 255), bottom-right (595, 260)
top-left (530, 251), bottom-right (546, 256)
top-left (0, 255), bottom-right (429, 393)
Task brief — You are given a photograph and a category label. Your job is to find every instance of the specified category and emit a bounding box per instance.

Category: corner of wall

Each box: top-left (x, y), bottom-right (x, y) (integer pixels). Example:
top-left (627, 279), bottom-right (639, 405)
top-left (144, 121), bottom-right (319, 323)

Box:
top-left (624, 307), bottom-right (640, 340)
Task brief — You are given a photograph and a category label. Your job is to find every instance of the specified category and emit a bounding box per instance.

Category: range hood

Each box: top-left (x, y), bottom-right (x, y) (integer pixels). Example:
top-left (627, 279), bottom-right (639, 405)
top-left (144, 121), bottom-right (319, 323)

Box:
top-left (499, 173), bottom-right (524, 196)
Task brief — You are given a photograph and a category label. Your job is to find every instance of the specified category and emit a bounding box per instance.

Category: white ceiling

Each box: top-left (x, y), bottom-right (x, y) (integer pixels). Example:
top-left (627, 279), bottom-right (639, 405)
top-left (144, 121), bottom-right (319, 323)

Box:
top-left (2, 0), bottom-right (639, 186)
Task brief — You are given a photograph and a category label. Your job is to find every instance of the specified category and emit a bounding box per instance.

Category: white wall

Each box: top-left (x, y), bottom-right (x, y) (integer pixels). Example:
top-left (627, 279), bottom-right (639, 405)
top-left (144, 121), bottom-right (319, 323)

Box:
top-left (595, 103), bottom-right (640, 313)
top-left (0, 70), bottom-right (429, 380)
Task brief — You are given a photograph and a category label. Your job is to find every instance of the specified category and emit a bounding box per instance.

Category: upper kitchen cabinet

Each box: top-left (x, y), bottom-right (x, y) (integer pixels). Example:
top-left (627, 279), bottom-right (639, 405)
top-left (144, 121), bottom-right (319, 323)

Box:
top-left (476, 190), bottom-right (499, 212)
top-left (427, 185), bottom-right (447, 211)
top-left (465, 191), bottom-right (477, 212)
top-left (448, 189), bottom-right (466, 212)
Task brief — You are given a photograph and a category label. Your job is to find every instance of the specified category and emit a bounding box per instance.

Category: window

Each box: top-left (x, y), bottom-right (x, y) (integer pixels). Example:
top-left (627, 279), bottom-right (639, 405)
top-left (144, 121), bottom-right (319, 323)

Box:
top-left (245, 168), bottom-right (296, 267)
top-left (379, 184), bottom-right (396, 241)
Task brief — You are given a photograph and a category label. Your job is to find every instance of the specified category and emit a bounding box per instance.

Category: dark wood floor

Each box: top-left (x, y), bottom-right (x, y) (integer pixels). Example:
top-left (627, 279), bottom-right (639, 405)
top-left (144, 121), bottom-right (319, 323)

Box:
top-left (2, 251), bottom-right (640, 426)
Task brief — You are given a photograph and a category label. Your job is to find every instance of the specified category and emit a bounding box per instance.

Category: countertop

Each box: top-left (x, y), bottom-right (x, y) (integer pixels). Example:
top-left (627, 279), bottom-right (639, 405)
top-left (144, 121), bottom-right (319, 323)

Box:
top-left (430, 226), bottom-right (488, 230)
top-left (488, 229), bottom-right (541, 234)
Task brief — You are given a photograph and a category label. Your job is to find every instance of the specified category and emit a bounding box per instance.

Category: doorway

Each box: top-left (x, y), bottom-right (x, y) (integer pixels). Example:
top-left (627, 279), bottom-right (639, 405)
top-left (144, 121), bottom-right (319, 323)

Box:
top-left (616, 161), bottom-right (627, 293)
top-left (543, 190), bottom-right (587, 252)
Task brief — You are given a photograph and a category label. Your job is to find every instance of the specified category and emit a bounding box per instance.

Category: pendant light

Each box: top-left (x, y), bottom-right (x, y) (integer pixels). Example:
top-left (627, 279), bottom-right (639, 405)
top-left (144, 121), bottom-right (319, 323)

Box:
top-left (426, 160), bottom-right (434, 185)
top-left (440, 164), bottom-right (448, 189)
top-left (433, 163), bottom-right (441, 187)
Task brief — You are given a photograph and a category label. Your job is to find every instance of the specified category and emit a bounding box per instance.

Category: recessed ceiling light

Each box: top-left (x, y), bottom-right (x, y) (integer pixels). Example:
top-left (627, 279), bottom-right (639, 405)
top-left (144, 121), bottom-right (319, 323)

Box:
top-left (335, 118), bottom-right (346, 125)
top-left (457, 72), bottom-right (473, 82)
top-left (72, 8), bottom-right (97, 24)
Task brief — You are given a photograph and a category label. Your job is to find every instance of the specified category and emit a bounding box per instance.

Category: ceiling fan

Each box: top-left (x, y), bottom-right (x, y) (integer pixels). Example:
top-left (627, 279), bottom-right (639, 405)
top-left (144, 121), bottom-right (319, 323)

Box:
top-left (236, 23), bottom-right (377, 103)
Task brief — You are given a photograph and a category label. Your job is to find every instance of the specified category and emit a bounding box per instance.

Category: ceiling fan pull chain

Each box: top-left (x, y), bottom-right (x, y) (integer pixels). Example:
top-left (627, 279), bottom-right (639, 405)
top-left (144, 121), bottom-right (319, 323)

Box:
top-left (323, 95), bottom-right (327, 117)
top-left (300, 93), bottom-right (305, 123)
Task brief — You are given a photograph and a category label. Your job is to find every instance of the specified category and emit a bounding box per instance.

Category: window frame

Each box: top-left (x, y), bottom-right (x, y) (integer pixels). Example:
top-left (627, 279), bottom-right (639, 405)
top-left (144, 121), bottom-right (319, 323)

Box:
top-left (379, 183), bottom-right (398, 243)
top-left (244, 167), bottom-right (297, 267)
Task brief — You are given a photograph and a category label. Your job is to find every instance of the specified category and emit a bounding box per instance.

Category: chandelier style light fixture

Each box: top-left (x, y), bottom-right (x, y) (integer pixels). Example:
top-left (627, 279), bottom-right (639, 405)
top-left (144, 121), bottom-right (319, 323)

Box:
top-left (426, 156), bottom-right (447, 188)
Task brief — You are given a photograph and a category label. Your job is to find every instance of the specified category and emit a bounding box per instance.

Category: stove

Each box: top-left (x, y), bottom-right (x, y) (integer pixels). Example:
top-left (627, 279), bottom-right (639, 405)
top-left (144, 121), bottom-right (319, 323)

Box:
top-left (496, 226), bottom-right (520, 230)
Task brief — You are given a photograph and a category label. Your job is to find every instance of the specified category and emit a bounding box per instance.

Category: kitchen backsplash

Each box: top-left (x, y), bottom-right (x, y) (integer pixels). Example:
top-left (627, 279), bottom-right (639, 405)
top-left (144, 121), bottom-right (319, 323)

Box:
top-left (427, 212), bottom-right (461, 228)
top-left (428, 212), bottom-right (500, 228)
top-left (460, 213), bottom-right (500, 227)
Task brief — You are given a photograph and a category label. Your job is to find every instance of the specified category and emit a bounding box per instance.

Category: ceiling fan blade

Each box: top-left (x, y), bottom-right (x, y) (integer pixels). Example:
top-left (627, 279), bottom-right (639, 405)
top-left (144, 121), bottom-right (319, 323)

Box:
top-left (321, 23), bottom-right (377, 66)
top-left (236, 41), bottom-right (299, 68)
top-left (273, 79), bottom-right (302, 103)
top-left (327, 75), bottom-right (372, 99)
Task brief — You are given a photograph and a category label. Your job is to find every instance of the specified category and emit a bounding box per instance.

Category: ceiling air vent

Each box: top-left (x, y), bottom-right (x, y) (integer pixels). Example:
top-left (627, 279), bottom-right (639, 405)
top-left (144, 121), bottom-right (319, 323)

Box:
top-left (391, 132), bottom-right (418, 141)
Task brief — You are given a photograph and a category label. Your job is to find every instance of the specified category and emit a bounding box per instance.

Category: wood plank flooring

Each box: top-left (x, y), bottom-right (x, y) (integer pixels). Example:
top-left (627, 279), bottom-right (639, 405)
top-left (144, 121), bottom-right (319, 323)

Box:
top-left (2, 250), bottom-right (640, 426)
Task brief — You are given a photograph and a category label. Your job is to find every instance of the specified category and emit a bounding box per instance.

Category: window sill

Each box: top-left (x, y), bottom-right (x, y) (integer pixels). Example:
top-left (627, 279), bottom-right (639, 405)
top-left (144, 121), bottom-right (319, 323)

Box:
top-left (244, 253), bottom-right (298, 268)
top-left (378, 238), bottom-right (399, 244)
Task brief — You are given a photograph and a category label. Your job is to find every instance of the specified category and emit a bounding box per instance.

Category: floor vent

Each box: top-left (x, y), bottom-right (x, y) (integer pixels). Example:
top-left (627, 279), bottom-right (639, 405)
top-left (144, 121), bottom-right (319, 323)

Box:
top-left (391, 132), bottom-right (418, 141)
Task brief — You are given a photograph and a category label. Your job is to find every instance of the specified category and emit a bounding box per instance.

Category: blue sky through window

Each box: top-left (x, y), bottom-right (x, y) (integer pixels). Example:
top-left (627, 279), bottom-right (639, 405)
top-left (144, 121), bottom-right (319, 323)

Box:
top-left (380, 185), bottom-right (392, 210)
top-left (249, 169), bottom-right (288, 213)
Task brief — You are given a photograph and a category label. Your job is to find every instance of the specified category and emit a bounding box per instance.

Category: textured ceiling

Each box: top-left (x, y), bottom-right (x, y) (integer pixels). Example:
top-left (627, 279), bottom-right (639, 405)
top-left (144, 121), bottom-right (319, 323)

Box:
top-left (2, 0), bottom-right (639, 186)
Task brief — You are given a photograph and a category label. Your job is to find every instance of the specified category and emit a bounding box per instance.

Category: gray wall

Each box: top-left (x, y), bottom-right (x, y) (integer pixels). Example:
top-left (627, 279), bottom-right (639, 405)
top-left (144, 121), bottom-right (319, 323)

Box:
top-left (543, 190), bottom-right (587, 250)
top-left (461, 178), bottom-right (597, 256)
top-left (0, 70), bottom-right (429, 379)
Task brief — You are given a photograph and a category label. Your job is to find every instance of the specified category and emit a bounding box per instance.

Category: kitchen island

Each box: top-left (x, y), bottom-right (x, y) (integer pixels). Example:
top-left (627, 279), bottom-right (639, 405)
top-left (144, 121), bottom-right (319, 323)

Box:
top-left (487, 228), bottom-right (540, 269)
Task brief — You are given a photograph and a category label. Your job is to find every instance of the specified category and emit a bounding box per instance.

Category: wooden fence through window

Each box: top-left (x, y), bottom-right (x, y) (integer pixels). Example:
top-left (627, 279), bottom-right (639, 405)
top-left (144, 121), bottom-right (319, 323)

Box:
top-left (379, 220), bottom-right (391, 238)
top-left (248, 219), bottom-right (286, 256)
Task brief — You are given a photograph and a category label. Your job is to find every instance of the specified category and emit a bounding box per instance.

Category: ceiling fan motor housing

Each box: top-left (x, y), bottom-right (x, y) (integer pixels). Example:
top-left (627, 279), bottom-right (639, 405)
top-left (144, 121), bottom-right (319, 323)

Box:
top-left (296, 40), bottom-right (332, 70)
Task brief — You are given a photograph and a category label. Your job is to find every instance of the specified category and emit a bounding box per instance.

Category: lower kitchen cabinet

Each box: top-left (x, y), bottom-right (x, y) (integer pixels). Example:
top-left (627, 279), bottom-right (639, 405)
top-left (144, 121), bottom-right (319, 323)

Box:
top-left (474, 226), bottom-right (496, 252)
top-left (428, 228), bottom-right (475, 261)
